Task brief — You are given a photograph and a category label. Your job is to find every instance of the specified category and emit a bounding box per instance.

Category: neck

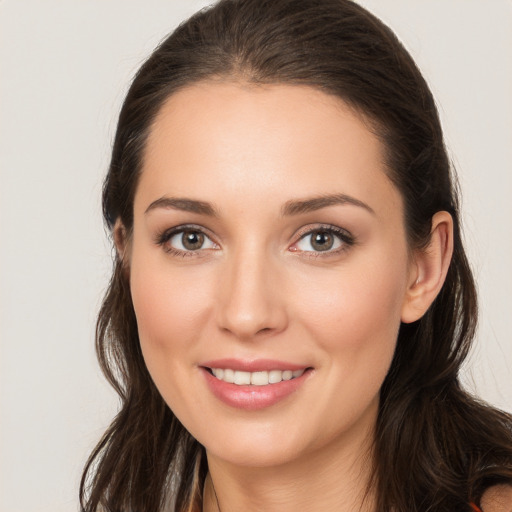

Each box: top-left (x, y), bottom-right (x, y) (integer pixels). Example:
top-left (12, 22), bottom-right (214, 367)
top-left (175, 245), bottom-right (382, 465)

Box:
top-left (202, 423), bottom-right (376, 512)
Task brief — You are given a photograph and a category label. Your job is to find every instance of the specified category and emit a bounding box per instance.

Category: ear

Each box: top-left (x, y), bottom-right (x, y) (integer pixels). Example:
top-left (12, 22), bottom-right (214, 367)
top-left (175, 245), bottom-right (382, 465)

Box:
top-left (401, 211), bottom-right (454, 324)
top-left (113, 219), bottom-right (129, 266)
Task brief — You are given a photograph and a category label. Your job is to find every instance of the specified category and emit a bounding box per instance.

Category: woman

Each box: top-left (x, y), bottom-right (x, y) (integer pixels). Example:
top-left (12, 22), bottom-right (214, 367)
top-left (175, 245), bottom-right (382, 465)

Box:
top-left (80, 0), bottom-right (512, 510)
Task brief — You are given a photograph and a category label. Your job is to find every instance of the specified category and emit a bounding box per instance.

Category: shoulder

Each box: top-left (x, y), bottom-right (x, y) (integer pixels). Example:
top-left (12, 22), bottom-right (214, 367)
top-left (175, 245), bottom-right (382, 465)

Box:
top-left (480, 484), bottom-right (512, 512)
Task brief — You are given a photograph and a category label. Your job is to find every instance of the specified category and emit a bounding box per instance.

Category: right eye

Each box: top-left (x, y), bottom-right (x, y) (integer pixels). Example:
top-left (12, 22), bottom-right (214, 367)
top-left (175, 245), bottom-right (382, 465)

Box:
top-left (157, 227), bottom-right (218, 256)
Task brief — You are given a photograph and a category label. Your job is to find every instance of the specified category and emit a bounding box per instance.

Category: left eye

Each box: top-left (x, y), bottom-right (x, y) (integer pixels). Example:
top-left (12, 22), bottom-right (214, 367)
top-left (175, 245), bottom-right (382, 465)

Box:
top-left (167, 229), bottom-right (217, 252)
top-left (295, 229), bottom-right (344, 252)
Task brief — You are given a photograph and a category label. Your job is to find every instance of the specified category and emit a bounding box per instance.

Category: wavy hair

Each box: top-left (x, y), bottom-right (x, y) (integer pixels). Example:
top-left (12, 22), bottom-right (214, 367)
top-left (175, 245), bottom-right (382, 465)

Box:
top-left (80, 1), bottom-right (512, 510)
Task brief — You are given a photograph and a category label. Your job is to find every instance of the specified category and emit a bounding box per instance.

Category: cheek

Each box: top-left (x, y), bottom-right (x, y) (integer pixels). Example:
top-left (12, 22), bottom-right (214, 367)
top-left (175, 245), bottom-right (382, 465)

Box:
top-left (128, 256), bottom-right (221, 429)
top-left (303, 269), bottom-right (404, 336)
top-left (288, 255), bottom-right (407, 438)
top-left (129, 255), bottom-right (214, 372)
top-left (294, 251), bottom-right (408, 372)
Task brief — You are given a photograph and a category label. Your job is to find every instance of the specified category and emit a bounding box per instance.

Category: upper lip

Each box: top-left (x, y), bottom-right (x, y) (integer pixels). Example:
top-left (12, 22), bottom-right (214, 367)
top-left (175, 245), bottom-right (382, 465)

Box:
top-left (200, 358), bottom-right (310, 372)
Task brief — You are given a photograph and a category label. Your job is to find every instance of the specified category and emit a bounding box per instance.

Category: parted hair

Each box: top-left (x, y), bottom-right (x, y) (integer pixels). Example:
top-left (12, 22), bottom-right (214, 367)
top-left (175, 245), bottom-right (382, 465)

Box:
top-left (80, 1), bottom-right (512, 511)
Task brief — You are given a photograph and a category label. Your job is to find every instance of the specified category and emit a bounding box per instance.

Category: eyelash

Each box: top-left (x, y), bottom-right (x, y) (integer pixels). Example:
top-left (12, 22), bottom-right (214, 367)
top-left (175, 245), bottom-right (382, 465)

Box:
top-left (155, 224), bottom-right (218, 258)
top-left (292, 224), bottom-right (355, 258)
top-left (154, 224), bottom-right (355, 258)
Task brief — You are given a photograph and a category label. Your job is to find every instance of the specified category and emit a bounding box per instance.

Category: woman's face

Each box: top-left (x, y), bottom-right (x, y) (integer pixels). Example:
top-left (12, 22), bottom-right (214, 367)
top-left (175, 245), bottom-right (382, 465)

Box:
top-left (128, 82), bottom-right (415, 468)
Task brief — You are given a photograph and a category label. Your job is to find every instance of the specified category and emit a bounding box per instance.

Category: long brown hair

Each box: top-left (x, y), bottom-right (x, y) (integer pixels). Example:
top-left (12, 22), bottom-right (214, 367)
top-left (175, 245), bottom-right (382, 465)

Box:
top-left (80, 1), bottom-right (512, 510)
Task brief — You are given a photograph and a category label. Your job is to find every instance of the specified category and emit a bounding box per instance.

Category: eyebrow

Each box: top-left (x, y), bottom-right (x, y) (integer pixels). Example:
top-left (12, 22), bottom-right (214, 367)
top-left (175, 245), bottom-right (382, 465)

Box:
top-left (144, 193), bottom-right (374, 217)
top-left (145, 197), bottom-right (219, 216)
top-left (281, 193), bottom-right (375, 216)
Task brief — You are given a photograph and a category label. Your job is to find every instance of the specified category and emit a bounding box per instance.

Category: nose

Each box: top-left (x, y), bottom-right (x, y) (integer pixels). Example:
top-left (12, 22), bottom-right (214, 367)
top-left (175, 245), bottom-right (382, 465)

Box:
top-left (215, 246), bottom-right (288, 340)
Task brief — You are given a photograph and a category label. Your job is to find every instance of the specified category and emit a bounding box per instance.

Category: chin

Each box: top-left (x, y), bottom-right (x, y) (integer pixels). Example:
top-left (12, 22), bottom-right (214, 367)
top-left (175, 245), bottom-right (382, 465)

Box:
top-left (204, 434), bottom-right (309, 469)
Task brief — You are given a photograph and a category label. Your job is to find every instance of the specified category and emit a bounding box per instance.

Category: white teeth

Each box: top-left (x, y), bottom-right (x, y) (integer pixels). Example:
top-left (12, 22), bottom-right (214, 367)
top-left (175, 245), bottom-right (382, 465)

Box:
top-left (282, 370), bottom-right (293, 381)
top-left (234, 371), bottom-right (251, 385)
top-left (210, 368), bottom-right (306, 385)
top-left (223, 368), bottom-right (235, 383)
top-left (212, 368), bottom-right (224, 379)
top-left (268, 370), bottom-right (282, 384)
top-left (251, 371), bottom-right (268, 386)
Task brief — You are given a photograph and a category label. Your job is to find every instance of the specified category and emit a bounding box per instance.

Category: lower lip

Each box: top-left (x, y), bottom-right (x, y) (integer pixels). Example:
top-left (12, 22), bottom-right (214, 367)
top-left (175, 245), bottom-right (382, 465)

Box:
top-left (202, 368), bottom-right (311, 410)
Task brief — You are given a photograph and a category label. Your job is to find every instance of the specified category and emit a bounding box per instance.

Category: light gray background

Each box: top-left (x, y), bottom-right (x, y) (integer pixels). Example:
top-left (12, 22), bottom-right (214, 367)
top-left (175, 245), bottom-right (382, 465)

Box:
top-left (1, 1), bottom-right (511, 511)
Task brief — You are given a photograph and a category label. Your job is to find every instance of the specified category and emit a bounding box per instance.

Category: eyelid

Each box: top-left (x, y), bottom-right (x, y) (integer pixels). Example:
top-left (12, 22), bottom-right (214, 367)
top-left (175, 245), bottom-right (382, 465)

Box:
top-left (154, 222), bottom-right (355, 257)
top-left (155, 224), bottom-right (219, 255)
top-left (290, 224), bottom-right (355, 255)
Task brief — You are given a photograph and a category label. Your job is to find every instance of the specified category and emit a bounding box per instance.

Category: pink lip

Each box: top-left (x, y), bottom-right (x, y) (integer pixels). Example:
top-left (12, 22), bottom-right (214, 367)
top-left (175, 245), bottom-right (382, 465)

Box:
top-left (201, 358), bottom-right (307, 372)
top-left (200, 361), bottom-right (313, 411)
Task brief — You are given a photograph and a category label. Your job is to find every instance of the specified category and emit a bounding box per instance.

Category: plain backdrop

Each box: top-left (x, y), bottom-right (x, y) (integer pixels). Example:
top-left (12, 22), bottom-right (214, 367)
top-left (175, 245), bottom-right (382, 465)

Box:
top-left (1, 1), bottom-right (511, 511)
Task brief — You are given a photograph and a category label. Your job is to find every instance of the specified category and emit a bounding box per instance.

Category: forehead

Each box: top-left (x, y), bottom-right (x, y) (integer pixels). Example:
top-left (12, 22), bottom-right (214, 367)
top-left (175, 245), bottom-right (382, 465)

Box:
top-left (137, 81), bottom-right (400, 218)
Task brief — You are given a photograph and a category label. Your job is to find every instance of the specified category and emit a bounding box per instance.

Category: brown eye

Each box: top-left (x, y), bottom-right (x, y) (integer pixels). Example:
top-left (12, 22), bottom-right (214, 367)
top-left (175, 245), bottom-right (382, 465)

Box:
top-left (162, 227), bottom-right (218, 254)
top-left (181, 231), bottom-right (204, 250)
top-left (310, 231), bottom-right (334, 251)
top-left (293, 226), bottom-right (351, 254)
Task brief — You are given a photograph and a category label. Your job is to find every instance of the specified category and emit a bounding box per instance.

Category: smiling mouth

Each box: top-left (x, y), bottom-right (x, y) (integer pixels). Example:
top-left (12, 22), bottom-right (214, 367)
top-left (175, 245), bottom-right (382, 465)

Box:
top-left (206, 368), bottom-right (308, 386)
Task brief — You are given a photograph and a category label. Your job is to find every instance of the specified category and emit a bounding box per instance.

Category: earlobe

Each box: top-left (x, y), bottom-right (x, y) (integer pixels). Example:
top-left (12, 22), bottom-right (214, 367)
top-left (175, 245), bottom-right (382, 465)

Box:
top-left (401, 211), bottom-right (454, 324)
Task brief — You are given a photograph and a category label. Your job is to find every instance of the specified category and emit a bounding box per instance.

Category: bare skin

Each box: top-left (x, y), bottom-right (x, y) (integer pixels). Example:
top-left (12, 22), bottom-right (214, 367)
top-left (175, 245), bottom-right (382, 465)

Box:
top-left (481, 485), bottom-right (512, 512)
top-left (119, 82), bottom-right (453, 512)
